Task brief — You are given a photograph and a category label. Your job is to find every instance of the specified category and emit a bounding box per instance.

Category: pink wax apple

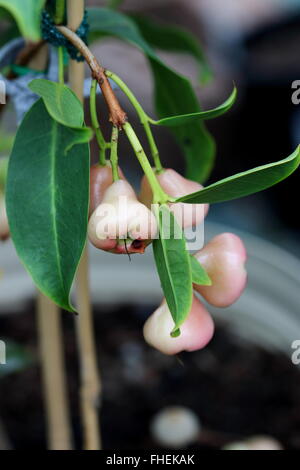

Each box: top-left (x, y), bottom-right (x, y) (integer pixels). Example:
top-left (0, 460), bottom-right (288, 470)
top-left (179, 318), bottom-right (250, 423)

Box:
top-left (143, 296), bottom-right (214, 355)
top-left (194, 233), bottom-right (247, 307)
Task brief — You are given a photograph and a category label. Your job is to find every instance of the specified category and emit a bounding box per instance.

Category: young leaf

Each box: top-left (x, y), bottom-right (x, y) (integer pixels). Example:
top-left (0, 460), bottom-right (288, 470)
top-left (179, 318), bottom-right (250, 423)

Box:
top-left (177, 146), bottom-right (300, 204)
top-left (87, 7), bottom-right (215, 183)
top-left (151, 59), bottom-right (215, 182)
top-left (6, 99), bottom-right (90, 312)
top-left (29, 79), bottom-right (84, 128)
top-left (149, 87), bottom-right (237, 127)
top-left (153, 205), bottom-right (193, 336)
top-left (0, 0), bottom-right (46, 41)
top-left (131, 14), bottom-right (212, 84)
top-left (190, 255), bottom-right (211, 286)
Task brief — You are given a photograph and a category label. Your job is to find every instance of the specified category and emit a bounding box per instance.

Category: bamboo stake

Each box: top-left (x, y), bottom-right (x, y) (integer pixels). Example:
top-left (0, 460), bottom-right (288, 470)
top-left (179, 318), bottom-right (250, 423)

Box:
top-left (67, 0), bottom-right (102, 450)
top-left (37, 293), bottom-right (73, 450)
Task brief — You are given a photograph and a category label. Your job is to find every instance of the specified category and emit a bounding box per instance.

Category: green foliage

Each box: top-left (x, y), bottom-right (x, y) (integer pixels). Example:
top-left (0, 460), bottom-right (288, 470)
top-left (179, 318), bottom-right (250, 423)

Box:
top-left (131, 14), bottom-right (212, 84)
top-left (149, 87), bottom-right (236, 127)
top-left (88, 7), bottom-right (215, 183)
top-left (29, 79), bottom-right (85, 128)
top-left (190, 255), bottom-right (211, 285)
top-left (0, 0), bottom-right (46, 41)
top-left (153, 205), bottom-right (193, 336)
top-left (6, 99), bottom-right (90, 312)
top-left (177, 147), bottom-right (300, 204)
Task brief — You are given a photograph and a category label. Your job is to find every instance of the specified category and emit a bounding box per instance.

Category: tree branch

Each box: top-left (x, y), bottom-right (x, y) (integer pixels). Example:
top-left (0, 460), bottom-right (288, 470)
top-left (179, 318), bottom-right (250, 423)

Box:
top-left (56, 25), bottom-right (127, 128)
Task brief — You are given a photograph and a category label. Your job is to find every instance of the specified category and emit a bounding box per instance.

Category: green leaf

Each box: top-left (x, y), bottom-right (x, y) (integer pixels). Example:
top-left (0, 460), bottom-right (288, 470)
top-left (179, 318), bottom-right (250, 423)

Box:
top-left (151, 59), bottom-right (215, 182)
top-left (177, 146), bottom-right (300, 204)
top-left (153, 205), bottom-right (193, 336)
top-left (29, 79), bottom-right (84, 128)
top-left (0, 339), bottom-right (33, 378)
top-left (0, 0), bottom-right (46, 41)
top-left (88, 7), bottom-right (215, 183)
top-left (150, 87), bottom-right (236, 127)
top-left (6, 99), bottom-right (90, 311)
top-left (131, 14), bottom-right (212, 84)
top-left (190, 255), bottom-right (211, 285)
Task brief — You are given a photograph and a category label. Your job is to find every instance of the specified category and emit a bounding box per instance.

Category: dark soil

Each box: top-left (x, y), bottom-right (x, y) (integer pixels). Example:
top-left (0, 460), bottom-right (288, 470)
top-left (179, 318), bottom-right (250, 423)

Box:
top-left (0, 301), bottom-right (300, 450)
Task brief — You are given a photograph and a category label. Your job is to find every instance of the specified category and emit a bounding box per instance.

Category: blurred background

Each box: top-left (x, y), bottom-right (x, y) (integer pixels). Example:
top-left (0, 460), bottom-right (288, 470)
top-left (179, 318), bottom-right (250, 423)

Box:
top-left (0, 0), bottom-right (300, 450)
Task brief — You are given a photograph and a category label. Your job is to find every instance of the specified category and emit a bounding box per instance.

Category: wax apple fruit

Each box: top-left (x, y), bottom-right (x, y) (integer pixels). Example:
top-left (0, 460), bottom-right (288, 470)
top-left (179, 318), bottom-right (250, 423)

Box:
top-left (193, 233), bottom-right (247, 307)
top-left (140, 168), bottom-right (208, 228)
top-left (143, 296), bottom-right (214, 355)
top-left (88, 179), bottom-right (157, 254)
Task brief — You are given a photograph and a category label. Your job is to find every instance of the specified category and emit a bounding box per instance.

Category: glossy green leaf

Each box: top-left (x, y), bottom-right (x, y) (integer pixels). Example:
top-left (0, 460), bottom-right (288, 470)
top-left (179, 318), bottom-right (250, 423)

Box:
top-left (150, 87), bottom-right (236, 127)
top-left (153, 205), bottom-right (193, 336)
top-left (0, 0), bottom-right (46, 41)
top-left (190, 255), bottom-right (211, 286)
top-left (29, 79), bottom-right (84, 128)
top-left (6, 99), bottom-right (90, 311)
top-left (131, 14), bottom-right (212, 84)
top-left (88, 7), bottom-right (215, 183)
top-left (151, 59), bottom-right (215, 182)
top-left (177, 146), bottom-right (300, 204)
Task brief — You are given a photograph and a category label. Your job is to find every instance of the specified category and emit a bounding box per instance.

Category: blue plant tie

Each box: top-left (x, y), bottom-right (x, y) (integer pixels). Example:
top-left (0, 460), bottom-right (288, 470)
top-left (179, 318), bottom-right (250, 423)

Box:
top-left (41, 10), bottom-right (89, 62)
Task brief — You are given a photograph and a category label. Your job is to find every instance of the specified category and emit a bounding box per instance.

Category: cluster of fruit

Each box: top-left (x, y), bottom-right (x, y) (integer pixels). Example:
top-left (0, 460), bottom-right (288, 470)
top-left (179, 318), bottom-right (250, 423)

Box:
top-left (88, 164), bottom-right (247, 355)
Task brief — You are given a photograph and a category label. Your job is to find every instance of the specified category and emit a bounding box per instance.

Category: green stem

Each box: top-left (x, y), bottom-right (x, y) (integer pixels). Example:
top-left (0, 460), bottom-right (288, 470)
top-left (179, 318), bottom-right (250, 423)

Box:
top-left (58, 47), bottom-right (64, 84)
top-left (106, 70), bottom-right (163, 173)
top-left (123, 122), bottom-right (170, 204)
top-left (54, 0), bottom-right (66, 24)
top-left (90, 79), bottom-right (109, 166)
top-left (110, 126), bottom-right (119, 181)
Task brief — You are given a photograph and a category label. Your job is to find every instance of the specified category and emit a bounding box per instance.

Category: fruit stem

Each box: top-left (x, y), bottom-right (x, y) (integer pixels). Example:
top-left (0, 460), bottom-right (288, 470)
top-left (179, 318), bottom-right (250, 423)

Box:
top-left (123, 122), bottom-right (169, 204)
top-left (110, 125), bottom-right (119, 181)
top-left (90, 79), bottom-right (109, 166)
top-left (106, 70), bottom-right (163, 173)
